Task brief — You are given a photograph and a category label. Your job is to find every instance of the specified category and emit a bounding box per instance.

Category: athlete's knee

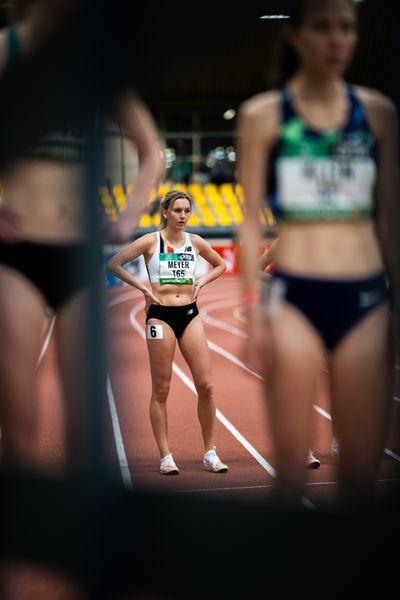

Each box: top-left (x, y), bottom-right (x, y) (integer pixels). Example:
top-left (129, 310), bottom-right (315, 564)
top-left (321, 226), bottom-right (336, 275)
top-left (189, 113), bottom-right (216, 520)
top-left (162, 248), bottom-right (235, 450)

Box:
top-left (152, 383), bottom-right (170, 404)
top-left (196, 379), bottom-right (213, 400)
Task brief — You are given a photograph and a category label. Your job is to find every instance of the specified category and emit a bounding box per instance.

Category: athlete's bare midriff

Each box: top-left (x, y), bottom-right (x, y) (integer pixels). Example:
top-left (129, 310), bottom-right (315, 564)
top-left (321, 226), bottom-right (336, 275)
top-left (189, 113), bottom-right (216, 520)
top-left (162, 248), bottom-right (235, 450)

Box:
top-left (274, 220), bottom-right (384, 278)
top-left (149, 282), bottom-right (195, 306)
top-left (1, 159), bottom-right (87, 243)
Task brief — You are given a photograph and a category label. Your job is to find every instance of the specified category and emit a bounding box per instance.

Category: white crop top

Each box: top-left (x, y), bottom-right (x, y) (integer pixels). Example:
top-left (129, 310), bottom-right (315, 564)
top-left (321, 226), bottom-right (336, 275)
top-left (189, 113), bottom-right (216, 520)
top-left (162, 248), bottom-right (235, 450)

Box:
top-left (146, 231), bottom-right (197, 285)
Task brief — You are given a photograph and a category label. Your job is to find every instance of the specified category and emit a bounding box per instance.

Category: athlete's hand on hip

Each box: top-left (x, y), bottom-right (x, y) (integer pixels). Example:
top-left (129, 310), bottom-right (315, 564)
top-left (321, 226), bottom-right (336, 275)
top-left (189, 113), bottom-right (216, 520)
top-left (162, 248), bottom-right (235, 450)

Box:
top-left (0, 206), bottom-right (23, 242)
top-left (192, 281), bottom-right (203, 302)
top-left (143, 289), bottom-right (161, 314)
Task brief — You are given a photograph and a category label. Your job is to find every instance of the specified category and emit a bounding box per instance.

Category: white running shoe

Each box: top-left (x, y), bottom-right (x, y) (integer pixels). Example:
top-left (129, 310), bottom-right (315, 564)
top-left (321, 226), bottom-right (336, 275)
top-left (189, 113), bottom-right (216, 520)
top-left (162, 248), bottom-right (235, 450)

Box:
top-left (330, 438), bottom-right (339, 461)
top-left (203, 447), bottom-right (228, 473)
top-left (307, 449), bottom-right (321, 469)
top-left (160, 453), bottom-right (180, 475)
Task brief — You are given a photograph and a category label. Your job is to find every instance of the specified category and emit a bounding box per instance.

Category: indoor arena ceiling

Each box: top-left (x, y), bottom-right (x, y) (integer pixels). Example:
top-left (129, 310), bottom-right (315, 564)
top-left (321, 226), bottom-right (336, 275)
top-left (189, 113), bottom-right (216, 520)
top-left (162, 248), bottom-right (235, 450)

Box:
top-left (134, 0), bottom-right (399, 115)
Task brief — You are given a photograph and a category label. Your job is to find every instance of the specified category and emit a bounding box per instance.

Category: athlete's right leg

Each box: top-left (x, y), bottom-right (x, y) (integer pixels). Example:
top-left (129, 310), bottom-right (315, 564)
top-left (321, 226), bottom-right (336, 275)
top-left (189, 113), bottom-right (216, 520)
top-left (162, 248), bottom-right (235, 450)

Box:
top-left (263, 302), bottom-right (325, 505)
top-left (0, 267), bottom-right (47, 468)
top-left (146, 318), bottom-right (176, 459)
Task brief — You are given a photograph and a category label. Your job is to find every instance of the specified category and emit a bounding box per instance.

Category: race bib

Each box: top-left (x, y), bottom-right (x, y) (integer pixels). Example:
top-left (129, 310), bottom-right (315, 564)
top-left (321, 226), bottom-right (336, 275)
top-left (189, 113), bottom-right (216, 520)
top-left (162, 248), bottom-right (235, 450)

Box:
top-left (277, 156), bottom-right (376, 220)
top-left (146, 324), bottom-right (163, 339)
top-left (159, 252), bottom-right (196, 285)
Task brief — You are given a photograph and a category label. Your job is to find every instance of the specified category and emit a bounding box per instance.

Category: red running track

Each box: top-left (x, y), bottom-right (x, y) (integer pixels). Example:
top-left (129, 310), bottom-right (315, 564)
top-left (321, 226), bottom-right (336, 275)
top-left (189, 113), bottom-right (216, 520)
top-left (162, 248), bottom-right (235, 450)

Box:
top-left (104, 274), bottom-right (400, 507)
top-left (11, 272), bottom-right (399, 597)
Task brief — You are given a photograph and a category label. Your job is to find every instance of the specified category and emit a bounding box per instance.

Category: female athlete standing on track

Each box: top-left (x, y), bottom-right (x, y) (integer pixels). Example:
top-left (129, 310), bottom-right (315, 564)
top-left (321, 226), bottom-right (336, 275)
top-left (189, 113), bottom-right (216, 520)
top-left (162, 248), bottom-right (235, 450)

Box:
top-left (237, 0), bottom-right (400, 508)
top-left (107, 189), bottom-right (229, 475)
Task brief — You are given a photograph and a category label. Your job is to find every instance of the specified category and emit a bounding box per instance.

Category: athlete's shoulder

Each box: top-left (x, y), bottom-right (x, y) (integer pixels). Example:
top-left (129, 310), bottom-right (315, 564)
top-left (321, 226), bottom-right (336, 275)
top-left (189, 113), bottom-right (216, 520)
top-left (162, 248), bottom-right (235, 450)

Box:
top-left (239, 90), bottom-right (281, 124)
top-left (354, 85), bottom-right (397, 116)
top-left (353, 84), bottom-right (398, 138)
top-left (134, 231), bottom-right (158, 248)
top-left (187, 232), bottom-right (204, 246)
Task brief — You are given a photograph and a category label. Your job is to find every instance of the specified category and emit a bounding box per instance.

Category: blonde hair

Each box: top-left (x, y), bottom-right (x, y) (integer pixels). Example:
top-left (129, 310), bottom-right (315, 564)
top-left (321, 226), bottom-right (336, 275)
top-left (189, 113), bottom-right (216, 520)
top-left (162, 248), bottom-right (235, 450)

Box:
top-left (159, 189), bottom-right (193, 230)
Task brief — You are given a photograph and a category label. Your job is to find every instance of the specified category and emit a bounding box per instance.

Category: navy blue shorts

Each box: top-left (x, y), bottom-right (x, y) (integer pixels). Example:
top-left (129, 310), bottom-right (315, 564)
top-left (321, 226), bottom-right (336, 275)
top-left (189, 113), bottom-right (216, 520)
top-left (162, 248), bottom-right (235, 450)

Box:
top-left (262, 270), bottom-right (388, 351)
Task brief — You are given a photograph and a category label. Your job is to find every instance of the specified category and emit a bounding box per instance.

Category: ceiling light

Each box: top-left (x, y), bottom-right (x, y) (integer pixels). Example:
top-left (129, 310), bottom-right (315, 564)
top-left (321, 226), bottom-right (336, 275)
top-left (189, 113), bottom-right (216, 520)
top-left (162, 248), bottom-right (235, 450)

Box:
top-left (223, 109), bottom-right (236, 120)
top-left (260, 15), bottom-right (290, 20)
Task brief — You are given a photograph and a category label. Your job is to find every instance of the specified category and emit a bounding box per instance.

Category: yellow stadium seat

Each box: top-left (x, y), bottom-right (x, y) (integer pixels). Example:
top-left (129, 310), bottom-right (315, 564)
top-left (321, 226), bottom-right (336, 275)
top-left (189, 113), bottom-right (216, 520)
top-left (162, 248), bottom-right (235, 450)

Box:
top-left (113, 184), bottom-right (124, 196)
top-left (188, 183), bottom-right (202, 196)
top-left (201, 208), bottom-right (217, 227)
top-left (265, 206), bottom-right (275, 225)
top-left (114, 192), bottom-right (126, 211)
top-left (188, 213), bottom-right (200, 226)
top-left (139, 214), bottom-right (152, 228)
top-left (204, 183), bottom-right (218, 195)
top-left (158, 183), bottom-right (170, 198)
top-left (235, 184), bottom-right (244, 204)
top-left (173, 183), bottom-right (188, 192)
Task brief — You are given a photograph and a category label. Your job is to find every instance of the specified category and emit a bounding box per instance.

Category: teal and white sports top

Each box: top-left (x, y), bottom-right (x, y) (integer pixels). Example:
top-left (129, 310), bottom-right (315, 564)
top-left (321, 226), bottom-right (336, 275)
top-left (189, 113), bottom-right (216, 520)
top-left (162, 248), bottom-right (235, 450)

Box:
top-left (267, 85), bottom-right (378, 222)
top-left (146, 231), bottom-right (197, 285)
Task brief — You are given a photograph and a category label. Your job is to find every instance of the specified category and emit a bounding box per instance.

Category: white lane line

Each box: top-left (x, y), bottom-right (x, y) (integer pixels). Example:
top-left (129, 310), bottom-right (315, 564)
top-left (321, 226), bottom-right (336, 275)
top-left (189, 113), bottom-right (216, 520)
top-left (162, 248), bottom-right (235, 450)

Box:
top-left (107, 290), bottom-right (143, 488)
top-left (207, 339), bottom-right (263, 380)
top-left (384, 448), bottom-right (400, 463)
top-left (312, 404), bottom-right (332, 421)
top-left (201, 299), bottom-right (247, 338)
top-left (393, 397), bottom-right (400, 403)
top-left (107, 377), bottom-right (134, 489)
top-left (35, 315), bottom-right (56, 369)
top-left (166, 485), bottom-right (276, 494)
top-left (233, 305), bottom-right (247, 323)
top-left (163, 477), bottom-right (400, 494)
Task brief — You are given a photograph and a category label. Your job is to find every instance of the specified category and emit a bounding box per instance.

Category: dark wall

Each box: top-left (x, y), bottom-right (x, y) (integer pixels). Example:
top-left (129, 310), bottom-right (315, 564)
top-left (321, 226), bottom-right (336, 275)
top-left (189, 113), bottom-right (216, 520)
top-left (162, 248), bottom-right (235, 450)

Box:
top-left (132, 0), bottom-right (399, 116)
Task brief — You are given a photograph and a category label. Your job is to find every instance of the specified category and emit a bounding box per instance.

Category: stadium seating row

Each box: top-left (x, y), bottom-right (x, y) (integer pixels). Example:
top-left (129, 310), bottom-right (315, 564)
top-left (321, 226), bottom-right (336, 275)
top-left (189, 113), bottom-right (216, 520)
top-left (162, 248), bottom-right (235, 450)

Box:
top-left (99, 182), bottom-right (275, 230)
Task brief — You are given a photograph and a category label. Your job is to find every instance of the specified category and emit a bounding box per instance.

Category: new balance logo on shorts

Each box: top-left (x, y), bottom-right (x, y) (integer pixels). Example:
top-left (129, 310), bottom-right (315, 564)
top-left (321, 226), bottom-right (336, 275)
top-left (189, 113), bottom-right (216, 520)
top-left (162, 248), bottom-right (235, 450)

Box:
top-left (359, 287), bottom-right (385, 308)
top-left (187, 308), bottom-right (194, 315)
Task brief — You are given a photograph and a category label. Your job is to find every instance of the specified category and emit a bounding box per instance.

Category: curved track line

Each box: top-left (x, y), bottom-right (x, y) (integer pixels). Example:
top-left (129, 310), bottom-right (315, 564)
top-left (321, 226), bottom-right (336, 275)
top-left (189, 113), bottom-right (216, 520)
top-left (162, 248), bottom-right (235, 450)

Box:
top-left (233, 305), bottom-right (247, 323)
top-left (200, 299), bottom-right (247, 338)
